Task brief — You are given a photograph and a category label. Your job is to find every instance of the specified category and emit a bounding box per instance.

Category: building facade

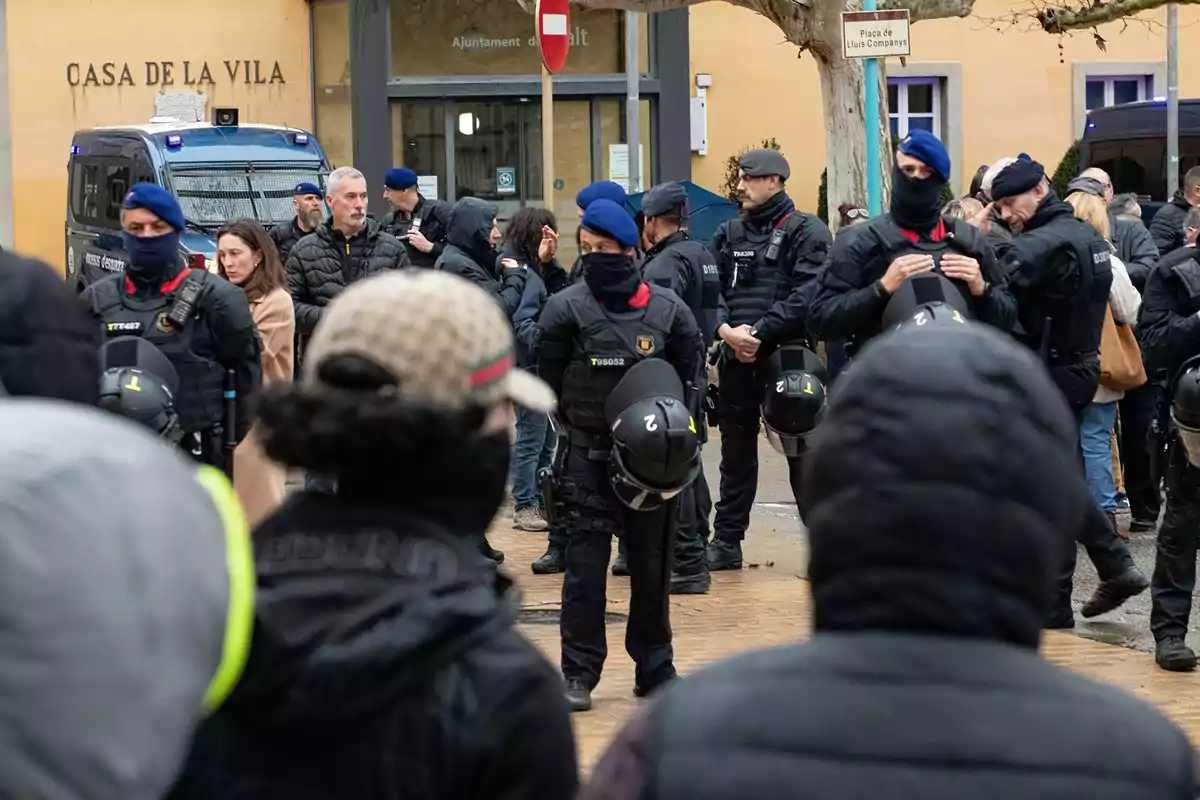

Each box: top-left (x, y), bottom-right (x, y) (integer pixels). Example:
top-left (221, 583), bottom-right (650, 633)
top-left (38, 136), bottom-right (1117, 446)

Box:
top-left (2, 0), bottom-right (1198, 272)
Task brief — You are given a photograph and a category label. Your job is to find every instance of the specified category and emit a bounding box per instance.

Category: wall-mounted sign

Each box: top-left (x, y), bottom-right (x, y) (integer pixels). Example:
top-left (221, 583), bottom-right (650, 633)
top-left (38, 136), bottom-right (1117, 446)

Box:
top-left (452, 27), bottom-right (591, 52)
top-left (66, 60), bottom-right (286, 88)
top-left (841, 10), bottom-right (910, 59)
top-left (496, 166), bottom-right (518, 196)
top-left (418, 175), bottom-right (440, 201)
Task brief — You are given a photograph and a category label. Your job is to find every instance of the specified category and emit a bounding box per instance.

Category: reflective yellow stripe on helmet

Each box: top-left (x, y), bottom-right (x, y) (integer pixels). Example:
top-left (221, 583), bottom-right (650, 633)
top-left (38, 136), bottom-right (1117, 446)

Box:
top-left (194, 465), bottom-right (256, 713)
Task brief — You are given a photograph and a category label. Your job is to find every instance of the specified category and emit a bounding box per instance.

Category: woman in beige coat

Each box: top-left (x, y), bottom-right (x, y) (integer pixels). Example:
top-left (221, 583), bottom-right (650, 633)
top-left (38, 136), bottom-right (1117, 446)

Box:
top-left (217, 220), bottom-right (295, 527)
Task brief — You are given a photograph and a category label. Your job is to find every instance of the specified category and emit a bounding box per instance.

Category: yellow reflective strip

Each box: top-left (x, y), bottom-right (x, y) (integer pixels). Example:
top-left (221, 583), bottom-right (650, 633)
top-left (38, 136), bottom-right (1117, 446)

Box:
top-left (194, 465), bottom-right (256, 713)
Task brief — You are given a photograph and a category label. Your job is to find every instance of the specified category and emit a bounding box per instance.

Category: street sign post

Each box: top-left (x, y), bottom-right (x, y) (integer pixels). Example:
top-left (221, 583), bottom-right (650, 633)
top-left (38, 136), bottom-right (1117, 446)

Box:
top-left (842, 8), bottom-right (910, 218)
top-left (537, 0), bottom-right (570, 210)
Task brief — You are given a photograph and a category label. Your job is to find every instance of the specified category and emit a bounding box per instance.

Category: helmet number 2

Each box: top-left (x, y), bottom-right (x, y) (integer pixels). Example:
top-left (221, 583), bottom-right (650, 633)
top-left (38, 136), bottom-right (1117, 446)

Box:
top-left (644, 414), bottom-right (658, 432)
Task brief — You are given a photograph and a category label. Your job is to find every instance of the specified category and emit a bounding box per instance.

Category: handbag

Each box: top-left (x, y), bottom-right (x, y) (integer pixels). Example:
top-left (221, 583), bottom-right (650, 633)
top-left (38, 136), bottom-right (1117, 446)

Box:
top-left (1099, 304), bottom-right (1147, 391)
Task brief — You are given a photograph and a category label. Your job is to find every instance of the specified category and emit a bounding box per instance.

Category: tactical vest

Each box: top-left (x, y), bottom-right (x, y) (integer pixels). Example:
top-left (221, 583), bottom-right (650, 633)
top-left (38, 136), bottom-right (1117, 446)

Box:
top-left (89, 270), bottom-right (225, 434)
top-left (561, 287), bottom-right (679, 435)
top-left (724, 214), bottom-right (806, 328)
top-left (1020, 226), bottom-right (1112, 363)
top-left (867, 216), bottom-right (977, 313)
top-left (645, 237), bottom-right (721, 338)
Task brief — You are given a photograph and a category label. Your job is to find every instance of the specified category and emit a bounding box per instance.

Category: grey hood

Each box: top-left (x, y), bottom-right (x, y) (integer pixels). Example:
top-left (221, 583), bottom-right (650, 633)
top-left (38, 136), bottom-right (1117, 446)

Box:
top-left (0, 400), bottom-right (240, 800)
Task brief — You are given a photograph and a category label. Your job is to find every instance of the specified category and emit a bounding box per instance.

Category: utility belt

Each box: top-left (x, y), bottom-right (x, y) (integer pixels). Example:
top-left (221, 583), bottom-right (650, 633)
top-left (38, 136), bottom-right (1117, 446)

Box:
top-left (1047, 348), bottom-right (1097, 367)
top-left (569, 429), bottom-right (612, 462)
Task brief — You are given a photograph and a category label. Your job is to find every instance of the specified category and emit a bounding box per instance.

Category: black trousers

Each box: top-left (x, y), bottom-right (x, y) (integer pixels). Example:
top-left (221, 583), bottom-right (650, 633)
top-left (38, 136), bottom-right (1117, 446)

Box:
top-left (1053, 404), bottom-right (1138, 618)
top-left (1119, 382), bottom-right (1162, 523)
top-left (559, 443), bottom-right (676, 691)
top-left (713, 358), bottom-right (806, 542)
top-left (1151, 442), bottom-right (1200, 641)
top-left (674, 460), bottom-right (712, 575)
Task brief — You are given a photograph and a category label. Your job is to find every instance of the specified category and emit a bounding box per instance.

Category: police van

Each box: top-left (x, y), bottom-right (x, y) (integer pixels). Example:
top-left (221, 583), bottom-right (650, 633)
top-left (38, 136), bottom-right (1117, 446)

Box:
top-left (66, 120), bottom-right (331, 292)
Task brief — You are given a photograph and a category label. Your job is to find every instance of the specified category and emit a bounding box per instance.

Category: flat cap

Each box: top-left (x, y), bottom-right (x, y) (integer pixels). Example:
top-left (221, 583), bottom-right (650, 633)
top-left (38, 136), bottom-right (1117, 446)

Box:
top-left (739, 148), bottom-right (790, 181)
top-left (642, 182), bottom-right (689, 218)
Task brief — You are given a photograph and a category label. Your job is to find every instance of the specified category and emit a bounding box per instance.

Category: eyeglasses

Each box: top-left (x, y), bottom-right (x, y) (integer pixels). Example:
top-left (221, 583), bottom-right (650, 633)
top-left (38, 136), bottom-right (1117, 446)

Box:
top-left (844, 208), bottom-right (868, 220)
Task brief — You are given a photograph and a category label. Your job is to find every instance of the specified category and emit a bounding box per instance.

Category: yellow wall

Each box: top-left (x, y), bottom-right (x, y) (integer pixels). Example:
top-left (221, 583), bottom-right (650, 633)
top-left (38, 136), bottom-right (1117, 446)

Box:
top-left (8, 0), bottom-right (312, 271)
top-left (690, 0), bottom-right (1200, 210)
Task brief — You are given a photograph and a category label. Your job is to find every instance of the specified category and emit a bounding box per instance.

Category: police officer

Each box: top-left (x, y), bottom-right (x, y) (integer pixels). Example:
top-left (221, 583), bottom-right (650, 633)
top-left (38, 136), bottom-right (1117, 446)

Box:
top-left (988, 156), bottom-right (1148, 628)
top-left (381, 167), bottom-right (450, 268)
top-left (269, 182), bottom-right (325, 265)
top-left (80, 184), bottom-right (262, 467)
top-left (808, 130), bottom-right (1016, 358)
top-left (568, 181), bottom-right (630, 284)
top-left (706, 148), bottom-right (832, 571)
top-left (641, 181), bottom-right (721, 594)
top-left (1136, 228), bottom-right (1200, 670)
top-left (537, 199), bottom-right (702, 713)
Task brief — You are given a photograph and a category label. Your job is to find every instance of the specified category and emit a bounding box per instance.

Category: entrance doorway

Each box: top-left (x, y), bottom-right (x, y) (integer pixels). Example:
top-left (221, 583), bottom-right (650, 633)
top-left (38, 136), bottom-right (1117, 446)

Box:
top-left (452, 101), bottom-right (542, 221)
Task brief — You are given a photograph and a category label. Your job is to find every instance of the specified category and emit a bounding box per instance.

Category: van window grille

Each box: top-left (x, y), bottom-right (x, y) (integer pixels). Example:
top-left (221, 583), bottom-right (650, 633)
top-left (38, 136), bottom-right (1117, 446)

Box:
top-left (168, 164), bottom-right (326, 228)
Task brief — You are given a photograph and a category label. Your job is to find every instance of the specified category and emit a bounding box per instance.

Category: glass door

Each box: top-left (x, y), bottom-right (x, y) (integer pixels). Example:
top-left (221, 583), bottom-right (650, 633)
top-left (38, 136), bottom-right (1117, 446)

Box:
top-left (452, 102), bottom-right (541, 224)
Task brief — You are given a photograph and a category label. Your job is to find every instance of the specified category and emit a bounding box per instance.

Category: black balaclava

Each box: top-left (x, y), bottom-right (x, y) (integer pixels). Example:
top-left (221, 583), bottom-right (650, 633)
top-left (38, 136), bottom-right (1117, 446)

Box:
top-left (582, 251), bottom-right (641, 310)
top-left (123, 230), bottom-right (184, 289)
top-left (890, 165), bottom-right (946, 233)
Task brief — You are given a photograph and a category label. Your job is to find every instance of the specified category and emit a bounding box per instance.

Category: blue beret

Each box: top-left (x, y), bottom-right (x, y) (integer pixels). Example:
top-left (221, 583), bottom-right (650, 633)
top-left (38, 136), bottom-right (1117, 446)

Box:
top-left (576, 181), bottom-right (627, 211)
top-left (122, 183), bottom-right (184, 233)
top-left (897, 130), bottom-right (951, 182)
top-left (293, 182), bottom-right (322, 197)
top-left (384, 167), bottom-right (418, 191)
top-left (581, 199), bottom-right (638, 248)
top-left (990, 159), bottom-right (1046, 201)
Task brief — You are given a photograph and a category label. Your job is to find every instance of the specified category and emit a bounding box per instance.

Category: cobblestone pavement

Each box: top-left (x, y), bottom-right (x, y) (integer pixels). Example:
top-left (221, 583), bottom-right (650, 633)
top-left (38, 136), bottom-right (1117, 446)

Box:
top-left (494, 435), bottom-right (1200, 774)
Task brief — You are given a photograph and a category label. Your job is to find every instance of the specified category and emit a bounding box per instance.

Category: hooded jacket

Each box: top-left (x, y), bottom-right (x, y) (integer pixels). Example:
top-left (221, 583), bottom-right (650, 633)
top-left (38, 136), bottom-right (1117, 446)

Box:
top-left (0, 402), bottom-right (240, 800)
top-left (1151, 190), bottom-right (1193, 256)
top-left (582, 323), bottom-right (1196, 800)
top-left (435, 197), bottom-right (527, 318)
top-left (503, 239), bottom-right (568, 370)
top-left (167, 491), bottom-right (578, 800)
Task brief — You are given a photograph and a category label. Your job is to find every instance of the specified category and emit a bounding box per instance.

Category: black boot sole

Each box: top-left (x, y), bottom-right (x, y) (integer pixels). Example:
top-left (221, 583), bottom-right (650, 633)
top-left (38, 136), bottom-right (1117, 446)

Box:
top-left (671, 575), bottom-right (711, 595)
top-left (1080, 572), bottom-right (1150, 618)
top-left (1157, 654), bottom-right (1198, 672)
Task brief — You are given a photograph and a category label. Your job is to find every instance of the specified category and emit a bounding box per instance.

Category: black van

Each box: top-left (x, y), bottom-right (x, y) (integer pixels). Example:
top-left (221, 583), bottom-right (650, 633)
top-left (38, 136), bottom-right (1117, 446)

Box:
top-left (1080, 99), bottom-right (1200, 220)
top-left (65, 121), bottom-right (330, 292)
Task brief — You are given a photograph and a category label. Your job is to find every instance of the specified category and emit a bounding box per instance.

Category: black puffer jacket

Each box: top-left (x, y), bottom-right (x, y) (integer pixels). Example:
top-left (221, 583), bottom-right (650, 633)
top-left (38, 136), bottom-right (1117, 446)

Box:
top-left (583, 323), bottom-right (1197, 800)
top-left (167, 492), bottom-right (578, 800)
top-left (285, 218), bottom-right (409, 335)
top-left (268, 217), bottom-right (316, 264)
top-left (1151, 190), bottom-right (1193, 255)
top-left (435, 197), bottom-right (526, 317)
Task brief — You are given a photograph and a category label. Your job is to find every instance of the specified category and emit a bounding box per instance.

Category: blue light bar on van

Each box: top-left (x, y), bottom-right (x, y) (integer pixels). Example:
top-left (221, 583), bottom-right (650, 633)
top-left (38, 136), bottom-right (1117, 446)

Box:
top-left (166, 134), bottom-right (183, 149)
top-left (293, 133), bottom-right (309, 145)
top-left (1153, 96), bottom-right (1167, 103)
top-left (70, 145), bottom-right (81, 155)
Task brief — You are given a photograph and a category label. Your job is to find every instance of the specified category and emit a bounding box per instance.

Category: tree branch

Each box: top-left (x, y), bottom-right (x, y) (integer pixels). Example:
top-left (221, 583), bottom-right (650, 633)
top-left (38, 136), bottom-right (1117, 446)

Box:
top-left (881, 0), bottom-right (975, 22)
top-left (555, 0), bottom-right (712, 11)
top-left (1036, 0), bottom-right (1196, 32)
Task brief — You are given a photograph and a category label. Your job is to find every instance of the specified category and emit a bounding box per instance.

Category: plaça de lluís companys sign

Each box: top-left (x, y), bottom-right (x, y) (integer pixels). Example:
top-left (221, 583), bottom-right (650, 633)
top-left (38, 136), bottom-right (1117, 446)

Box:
top-left (67, 60), bottom-right (286, 88)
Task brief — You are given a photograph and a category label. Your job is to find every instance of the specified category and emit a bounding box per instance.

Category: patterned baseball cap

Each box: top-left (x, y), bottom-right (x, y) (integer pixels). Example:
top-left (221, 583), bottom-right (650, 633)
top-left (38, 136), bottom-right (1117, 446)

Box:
top-left (302, 270), bottom-right (557, 414)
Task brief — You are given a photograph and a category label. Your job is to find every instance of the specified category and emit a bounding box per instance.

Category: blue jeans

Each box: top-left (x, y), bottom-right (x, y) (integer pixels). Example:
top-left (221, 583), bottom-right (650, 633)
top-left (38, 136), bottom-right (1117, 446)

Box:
top-left (1080, 401), bottom-right (1119, 512)
top-left (511, 406), bottom-right (554, 510)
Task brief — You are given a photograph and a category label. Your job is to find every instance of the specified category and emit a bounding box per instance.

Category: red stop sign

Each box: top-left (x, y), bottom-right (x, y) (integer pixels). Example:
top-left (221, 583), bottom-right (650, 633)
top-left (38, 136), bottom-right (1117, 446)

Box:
top-left (536, 0), bottom-right (571, 74)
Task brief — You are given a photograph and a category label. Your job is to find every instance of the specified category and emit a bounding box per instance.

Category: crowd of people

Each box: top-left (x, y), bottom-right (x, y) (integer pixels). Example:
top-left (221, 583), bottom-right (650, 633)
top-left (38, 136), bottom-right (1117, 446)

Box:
top-left (2, 122), bottom-right (1200, 795)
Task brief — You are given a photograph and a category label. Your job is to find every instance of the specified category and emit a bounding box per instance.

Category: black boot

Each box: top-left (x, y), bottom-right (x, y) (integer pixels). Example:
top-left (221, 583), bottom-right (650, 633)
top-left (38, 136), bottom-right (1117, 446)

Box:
top-left (1156, 637), bottom-right (1198, 671)
top-left (1080, 566), bottom-right (1150, 618)
top-left (480, 537), bottom-right (504, 564)
top-left (1045, 608), bottom-right (1075, 629)
top-left (611, 551), bottom-right (629, 576)
top-left (531, 546), bottom-right (565, 575)
top-left (1129, 516), bottom-right (1158, 533)
top-left (671, 569), bottom-right (711, 595)
top-left (706, 539), bottom-right (743, 571)
top-left (564, 679), bottom-right (593, 712)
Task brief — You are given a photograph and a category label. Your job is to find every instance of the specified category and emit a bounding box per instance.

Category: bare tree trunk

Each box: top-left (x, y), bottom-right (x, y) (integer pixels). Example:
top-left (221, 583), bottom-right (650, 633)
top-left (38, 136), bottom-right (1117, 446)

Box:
top-left (815, 52), bottom-right (892, 232)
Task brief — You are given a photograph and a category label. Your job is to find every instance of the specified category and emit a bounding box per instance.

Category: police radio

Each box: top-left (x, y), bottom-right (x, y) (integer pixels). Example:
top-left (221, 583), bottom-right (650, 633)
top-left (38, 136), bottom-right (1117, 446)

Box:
top-left (765, 227), bottom-right (786, 264)
top-left (166, 277), bottom-right (205, 329)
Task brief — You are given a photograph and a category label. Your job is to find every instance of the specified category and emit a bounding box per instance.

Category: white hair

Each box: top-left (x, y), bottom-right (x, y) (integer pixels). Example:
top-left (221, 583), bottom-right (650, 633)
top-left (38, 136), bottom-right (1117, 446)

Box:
top-left (326, 166), bottom-right (366, 196)
top-left (980, 157), bottom-right (1018, 199)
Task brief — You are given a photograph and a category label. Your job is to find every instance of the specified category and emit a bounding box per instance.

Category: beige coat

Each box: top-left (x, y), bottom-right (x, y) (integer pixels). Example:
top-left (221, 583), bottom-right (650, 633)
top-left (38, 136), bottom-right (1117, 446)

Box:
top-left (234, 286), bottom-right (295, 527)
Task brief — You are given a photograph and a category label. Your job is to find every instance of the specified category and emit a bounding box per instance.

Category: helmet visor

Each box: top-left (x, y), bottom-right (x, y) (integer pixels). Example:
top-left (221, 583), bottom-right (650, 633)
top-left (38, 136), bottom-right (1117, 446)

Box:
top-left (765, 425), bottom-right (808, 458)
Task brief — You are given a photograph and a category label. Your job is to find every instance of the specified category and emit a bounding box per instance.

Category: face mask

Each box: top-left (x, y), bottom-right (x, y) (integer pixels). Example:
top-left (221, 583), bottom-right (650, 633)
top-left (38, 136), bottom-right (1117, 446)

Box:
top-left (582, 251), bottom-right (639, 298)
top-left (123, 230), bottom-right (182, 282)
top-left (890, 166), bottom-right (946, 232)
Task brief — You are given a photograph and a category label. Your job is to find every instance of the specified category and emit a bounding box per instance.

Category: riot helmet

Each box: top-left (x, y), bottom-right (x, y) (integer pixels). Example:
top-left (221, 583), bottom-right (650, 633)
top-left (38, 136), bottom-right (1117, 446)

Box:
top-left (761, 344), bottom-right (827, 457)
top-left (882, 272), bottom-right (972, 330)
top-left (99, 337), bottom-right (183, 443)
top-left (1172, 357), bottom-right (1200, 467)
top-left (605, 359), bottom-right (702, 511)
